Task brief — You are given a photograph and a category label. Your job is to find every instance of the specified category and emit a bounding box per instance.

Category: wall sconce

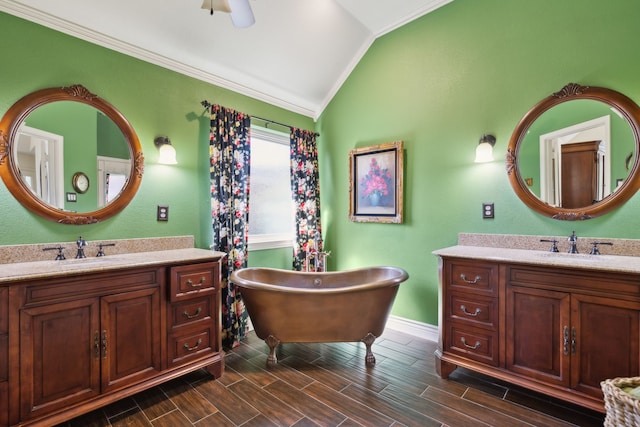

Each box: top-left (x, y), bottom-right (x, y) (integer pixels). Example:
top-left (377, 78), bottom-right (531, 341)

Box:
top-left (475, 134), bottom-right (496, 163)
top-left (154, 136), bottom-right (177, 165)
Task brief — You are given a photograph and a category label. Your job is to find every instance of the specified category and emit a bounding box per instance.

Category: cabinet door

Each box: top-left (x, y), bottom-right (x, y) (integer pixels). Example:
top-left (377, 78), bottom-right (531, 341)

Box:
top-left (506, 285), bottom-right (570, 387)
top-left (20, 298), bottom-right (100, 420)
top-left (572, 294), bottom-right (640, 398)
top-left (101, 287), bottom-right (162, 393)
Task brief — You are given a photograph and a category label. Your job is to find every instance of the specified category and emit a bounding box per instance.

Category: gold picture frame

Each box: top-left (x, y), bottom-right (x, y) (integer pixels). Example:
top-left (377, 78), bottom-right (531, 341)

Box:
top-left (349, 141), bottom-right (404, 223)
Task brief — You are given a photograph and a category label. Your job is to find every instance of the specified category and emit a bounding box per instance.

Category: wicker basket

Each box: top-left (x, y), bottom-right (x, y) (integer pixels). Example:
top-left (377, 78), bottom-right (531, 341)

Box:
top-left (601, 377), bottom-right (640, 426)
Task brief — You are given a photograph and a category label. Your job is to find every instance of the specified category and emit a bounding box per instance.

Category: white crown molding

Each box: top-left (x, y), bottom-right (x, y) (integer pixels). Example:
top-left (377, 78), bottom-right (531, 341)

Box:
top-left (375, 0), bottom-right (454, 37)
top-left (0, 1), bottom-right (317, 118)
top-left (1, 0), bottom-right (453, 121)
top-left (315, 0), bottom-right (454, 120)
top-left (315, 32), bottom-right (374, 120)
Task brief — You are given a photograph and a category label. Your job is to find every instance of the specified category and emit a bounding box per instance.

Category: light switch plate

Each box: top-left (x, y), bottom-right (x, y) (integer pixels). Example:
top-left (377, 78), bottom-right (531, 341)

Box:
top-left (157, 205), bottom-right (169, 221)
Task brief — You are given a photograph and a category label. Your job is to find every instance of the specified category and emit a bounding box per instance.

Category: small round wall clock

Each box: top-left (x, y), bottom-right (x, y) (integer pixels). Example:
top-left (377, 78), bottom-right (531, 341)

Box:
top-left (72, 172), bottom-right (90, 194)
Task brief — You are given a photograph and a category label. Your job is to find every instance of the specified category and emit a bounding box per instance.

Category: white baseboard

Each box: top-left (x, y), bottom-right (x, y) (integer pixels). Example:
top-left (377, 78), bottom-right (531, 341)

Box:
top-left (385, 315), bottom-right (438, 342)
top-left (246, 314), bottom-right (438, 342)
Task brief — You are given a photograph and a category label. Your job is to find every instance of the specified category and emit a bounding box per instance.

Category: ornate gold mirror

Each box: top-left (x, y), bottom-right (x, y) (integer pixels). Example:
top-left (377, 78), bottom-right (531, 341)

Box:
top-left (0, 85), bottom-right (144, 224)
top-left (506, 83), bottom-right (640, 220)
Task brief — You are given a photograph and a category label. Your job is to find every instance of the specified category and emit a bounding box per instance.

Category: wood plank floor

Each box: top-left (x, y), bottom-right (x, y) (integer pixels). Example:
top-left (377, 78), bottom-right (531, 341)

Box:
top-left (58, 329), bottom-right (606, 427)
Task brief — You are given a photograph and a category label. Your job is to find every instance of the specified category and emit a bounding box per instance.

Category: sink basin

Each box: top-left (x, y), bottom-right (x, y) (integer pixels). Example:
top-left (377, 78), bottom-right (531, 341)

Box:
top-left (56, 257), bottom-right (120, 268)
top-left (531, 251), bottom-right (607, 262)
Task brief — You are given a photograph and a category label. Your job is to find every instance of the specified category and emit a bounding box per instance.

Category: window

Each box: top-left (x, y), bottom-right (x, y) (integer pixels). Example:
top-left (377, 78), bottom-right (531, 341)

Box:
top-left (248, 126), bottom-right (294, 250)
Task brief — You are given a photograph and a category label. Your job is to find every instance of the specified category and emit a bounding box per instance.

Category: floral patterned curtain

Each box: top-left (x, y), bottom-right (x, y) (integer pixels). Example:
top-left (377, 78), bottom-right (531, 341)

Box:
top-left (209, 104), bottom-right (250, 349)
top-left (290, 128), bottom-right (322, 271)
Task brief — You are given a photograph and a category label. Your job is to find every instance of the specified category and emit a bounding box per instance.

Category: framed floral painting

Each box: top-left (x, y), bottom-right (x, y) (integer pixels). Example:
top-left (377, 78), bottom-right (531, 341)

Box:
top-left (348, 141), bottom-right (404, 223)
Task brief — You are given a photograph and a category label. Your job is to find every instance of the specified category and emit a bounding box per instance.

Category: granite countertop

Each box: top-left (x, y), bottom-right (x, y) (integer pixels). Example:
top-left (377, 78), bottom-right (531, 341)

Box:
top-left (433, 245), bottom-right (640, 275)
top-left (0, 248), bottom-right (226, 283)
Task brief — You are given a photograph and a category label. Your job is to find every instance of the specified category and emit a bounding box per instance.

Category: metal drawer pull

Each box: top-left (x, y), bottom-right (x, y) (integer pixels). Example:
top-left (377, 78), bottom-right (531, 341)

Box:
top-left (183, 307), bottom-right (202, 319)
top-left (460, 337), bottom-right (481, 350)
top-left (460, 305), bottom-right (481, 317)
top-left (183, 338), bottom-right (202, 352)
top-left (571, 327), bottom-right (577, 354)
top-left (186, 276), bottom-right (207, 287)
top-left (563, 326), bottom-right (569, 355)
top-left (460, 274), bottom-right (481, 284)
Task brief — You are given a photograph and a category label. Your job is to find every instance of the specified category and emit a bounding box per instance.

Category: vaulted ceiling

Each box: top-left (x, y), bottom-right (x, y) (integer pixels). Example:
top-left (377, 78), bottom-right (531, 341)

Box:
top-left (0, 0), bottom-right (453, 119)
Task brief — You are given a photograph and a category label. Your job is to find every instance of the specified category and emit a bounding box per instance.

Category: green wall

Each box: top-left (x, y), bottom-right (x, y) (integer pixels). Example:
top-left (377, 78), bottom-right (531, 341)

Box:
top-left (3, 1), bottom-right (640, 329)
top-left (318, 0), bottom-right (640, 325)
top-left (0, 12), bottom-right (314, 253)
top-left (97, 113), bottom-right (130, 159)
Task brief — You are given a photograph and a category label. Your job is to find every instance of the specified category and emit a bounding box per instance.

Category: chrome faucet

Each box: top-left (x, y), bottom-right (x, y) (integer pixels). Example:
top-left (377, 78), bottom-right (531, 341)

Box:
top-left (75, 236), bottom-right (88, 259)
top-left (43, 245), bottom-right (66, 260)
top-left (540, 239), bottom-right (559, 252)
top-left (305, 231), bottom-right (330, 272)
top-left (590, 241), bottom-right (613, 255)
top-left (568, 231), bottom-right (578, 254)
top-left (96, 242), bottom-right (116, 257)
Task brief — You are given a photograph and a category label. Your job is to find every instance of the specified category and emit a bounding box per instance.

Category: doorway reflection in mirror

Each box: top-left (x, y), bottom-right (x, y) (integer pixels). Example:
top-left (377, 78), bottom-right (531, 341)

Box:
top-left (538, 115), bottom-right (610, 208)
top-left (15, 125), bottom-right (64, 209)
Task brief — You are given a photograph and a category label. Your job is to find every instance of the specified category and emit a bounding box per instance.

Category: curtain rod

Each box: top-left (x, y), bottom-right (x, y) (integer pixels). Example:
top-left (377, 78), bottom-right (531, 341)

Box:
top-left (200, 100), bottom-right (319, 137)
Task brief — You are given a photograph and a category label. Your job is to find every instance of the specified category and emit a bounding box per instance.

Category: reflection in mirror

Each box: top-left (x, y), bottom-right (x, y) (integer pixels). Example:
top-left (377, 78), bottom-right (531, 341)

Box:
top-left (15, 101), bottom-right (132, 212)
top-left (507, 83), bottom-right (640, 220)
top-left (0, 84), bottom-right (143, 224)
top-left (15, 125), bottom-right (64, 208)
top-left (517, 100), bottom-right (635, 208)
top-left (99, 158), bottom-right (130, 207)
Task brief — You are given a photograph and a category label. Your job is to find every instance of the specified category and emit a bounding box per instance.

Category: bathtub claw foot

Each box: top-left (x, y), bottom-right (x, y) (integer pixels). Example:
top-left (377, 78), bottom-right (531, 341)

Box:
top-left (361, 332), bottom-right (377, 365)
top-left (265, 335), bottom-right (280, 365)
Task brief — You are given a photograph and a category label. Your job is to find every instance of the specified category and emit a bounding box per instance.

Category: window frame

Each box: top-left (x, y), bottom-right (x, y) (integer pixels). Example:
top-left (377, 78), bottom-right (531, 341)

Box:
top-left (248, 126), bottom-right (294, 251)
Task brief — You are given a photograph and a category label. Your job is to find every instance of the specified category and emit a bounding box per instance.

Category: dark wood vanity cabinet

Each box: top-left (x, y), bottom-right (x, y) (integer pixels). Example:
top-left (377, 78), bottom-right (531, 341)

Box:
top-left (437, 255), bottom-right (640, 412)
top-left (0, 253), bottom-right (224, 427)
top-left (439, 259), bottom-right (500, 368)
top-left (19, 281), bottom-right (162, 421)
top-left (167, 262), bottom-right (221, 374)
top-left (506, 267), bottom-right (640, 403)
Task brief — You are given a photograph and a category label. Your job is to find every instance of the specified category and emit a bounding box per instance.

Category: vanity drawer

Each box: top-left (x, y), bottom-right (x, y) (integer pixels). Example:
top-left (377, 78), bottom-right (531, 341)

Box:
top-left (508, 266), bottom-right (640, 296)
top-left (169, 295), bottom-right (213, 329)
top-left (448, 293), bottom-right (497, 329)
top-left (446, 325), bottom-right (499, 366)
top-left (170, 262), bottom-right (218, 301)
top-left (23, 269), bottom-right (161, 306)
top-left (448, 260), bottom-right (498, 295)
top-left (168, 326), bottom-right (215, 367)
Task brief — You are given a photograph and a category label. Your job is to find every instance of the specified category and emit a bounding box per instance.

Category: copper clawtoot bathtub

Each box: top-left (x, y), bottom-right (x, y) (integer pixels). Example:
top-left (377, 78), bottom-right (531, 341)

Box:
top-left (230, 266), bottom-right (409, 365)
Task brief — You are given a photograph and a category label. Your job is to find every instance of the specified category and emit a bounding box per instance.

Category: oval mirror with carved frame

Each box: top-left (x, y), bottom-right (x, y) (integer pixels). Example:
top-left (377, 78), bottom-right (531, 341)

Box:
top-left (506, 83), bottom-right (640, 220)
top-left (0, 85), bottom-right (144, 224)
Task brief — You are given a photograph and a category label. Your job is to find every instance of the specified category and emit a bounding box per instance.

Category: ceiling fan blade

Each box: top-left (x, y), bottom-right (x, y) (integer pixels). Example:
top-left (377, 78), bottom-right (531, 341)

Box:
top-left (228, 0), bottom-right (255, 28)
top-left (200, 0), bottom-right (232, 13)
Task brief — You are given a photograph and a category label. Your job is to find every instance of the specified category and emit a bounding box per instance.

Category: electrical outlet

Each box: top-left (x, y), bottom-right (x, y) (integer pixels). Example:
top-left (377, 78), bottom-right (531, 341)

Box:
top-left (482, 203), bottom-right (494, 219)
top-left (157, 205), bottom-right (169, 221)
